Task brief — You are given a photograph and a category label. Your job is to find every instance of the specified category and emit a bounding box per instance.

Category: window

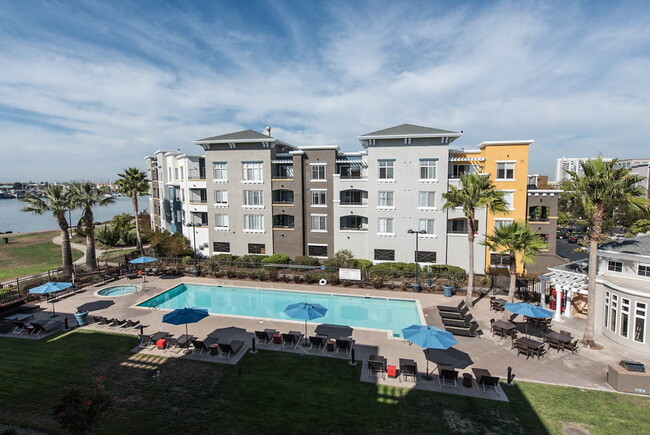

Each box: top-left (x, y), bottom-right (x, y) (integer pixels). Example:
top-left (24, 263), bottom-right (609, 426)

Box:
top-left (242, 162), bottom-right (263, 181)
top-left (420, 159), bottom-right (437, 180)
top-left (311, 190), bottom-right (327, 206)
top-left (174, 168), bottom-right (179, 180)
top-left (248, 243), bottom-right (266, 254)
top-left (273, 214), bottom-right (294, 228)
top-left (450, 164), bottom-right (476, 179)
top-left (180, 167), bottom-right (184, 180)
top-left (308, 245), bottom-right (328, 257)
top-left (340, 189), bottom-right (366, 205)
top-left (213, 162), bottom-right (227, 180)
top-left (243, 214), bottom-right (264, 231)
top-left (311, 164), bottom-right (326, 181)
top-left (610, 294), bottom-right (618, 332)
top-left (448, 218), bottom-right (478, 234)
top-left (272, 189), bottom-right (294, 204)
top-left (213, 241), bottom-right (230, 253)
top-left (378, 160), bottom-right (395, 179)
top-left (490, 252), bottom-right (510, 267)
top-left (418, 192), bottom-right (435, 208)
top-left (378, 217), bottom-right (394, 234)
top-left (168, 167), bottom-right (172, 180)
top-left (638, 265), bottom-right (650, 277)
top-left (608, 260), bottom-right (623, 272)
top-left (378, 191), bottom-right (394, 207)
top-left (243, 190), bottom-right (263, 207)
top-left (214, 214), bottom-right (229, 229)
top-left (621, 298), bottom-right (631, 338)
top-left (496, 162), bottom-right (515, 180)
top-left (604, 291), bottom-right (610, 328)
top-left (311, 215), bottom-right (327, 231)
top-left (340, 215), bottom-right (368, 231)
top-left (191, 212), bottom-right (208, 225)
top-left (214, 190), bottom-right (228, 205)
top-left (494, 219), bottom-right (514, 230)
top-left (419, 219), bottom-right (434, 234)
top-left (374, 249), bottom-right (395, 261)
top-left (416, 251), bottom-right (437, 263)
top-left (634, 302), bottom-right (646, 343)
top-left (501, 191), bottom-right (514, 210)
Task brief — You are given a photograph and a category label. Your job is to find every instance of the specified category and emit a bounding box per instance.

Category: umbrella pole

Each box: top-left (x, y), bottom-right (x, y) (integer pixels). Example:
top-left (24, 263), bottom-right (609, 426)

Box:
top-left (424, 349), bottom-right (431, 380)
top-left (51, 298), bottom-right (57, 318)
top-left (304, 319), bottom-right (308, 346)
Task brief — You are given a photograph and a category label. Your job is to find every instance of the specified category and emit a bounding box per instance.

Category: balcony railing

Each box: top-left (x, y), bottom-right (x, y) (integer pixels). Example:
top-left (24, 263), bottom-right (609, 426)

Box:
top-left (339, 174), bottom-right (366, 180)
top-left (272, 200), bottom-right (294, 205)
top-left (339, 226), bottom-right (368, 231)
top-left (528, 217), bottom-right (550, 222)
top-left (273, 225), bottom-right (295, 229)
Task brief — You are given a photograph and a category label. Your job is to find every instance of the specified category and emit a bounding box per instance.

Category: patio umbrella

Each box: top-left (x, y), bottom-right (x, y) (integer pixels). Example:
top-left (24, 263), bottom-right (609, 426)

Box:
top-left (29, 281), bottom-right (73, 317)
top-left (425, 348), bottom-right (473, 369)
top-left (128, 256), bottom-right (157, 292)
top-left (402, 325), bottom-right (458, 380)
top-left (162, 307), bottom-right (209, 338)
top-left (503, 302), bottom-right (553, 336)
top-left (284, 302), bottom-right (328, 344)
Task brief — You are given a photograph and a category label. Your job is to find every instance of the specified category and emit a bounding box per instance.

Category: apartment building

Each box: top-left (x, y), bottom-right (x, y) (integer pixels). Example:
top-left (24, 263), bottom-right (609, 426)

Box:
top-left (554, 157), bottom-right (614, 183)
top-left (147, 124), bottom-right (536, 274)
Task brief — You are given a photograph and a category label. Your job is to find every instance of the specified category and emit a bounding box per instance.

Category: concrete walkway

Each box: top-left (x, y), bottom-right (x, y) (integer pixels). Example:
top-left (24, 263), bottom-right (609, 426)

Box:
top-left (52, 235), bottom-right (108, 266)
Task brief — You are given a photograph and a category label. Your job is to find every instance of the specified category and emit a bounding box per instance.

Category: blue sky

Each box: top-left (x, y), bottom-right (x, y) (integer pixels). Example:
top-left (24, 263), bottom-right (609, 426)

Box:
top-left (1, 0), bottom-right (649, 181)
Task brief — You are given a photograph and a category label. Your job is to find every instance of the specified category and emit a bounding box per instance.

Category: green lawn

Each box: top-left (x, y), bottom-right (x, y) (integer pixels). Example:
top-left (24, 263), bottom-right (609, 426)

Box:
top-left (0, 232), bottom-right (83, 281)
top-left (0, 331), bottom-right (648, 434)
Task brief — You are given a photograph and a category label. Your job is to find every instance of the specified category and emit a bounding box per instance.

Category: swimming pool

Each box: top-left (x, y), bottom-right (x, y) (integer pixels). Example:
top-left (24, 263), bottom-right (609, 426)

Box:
top-left (137, 283), bottom-right (423, 337)
top-left (96, 285), bottom-right (138, 297)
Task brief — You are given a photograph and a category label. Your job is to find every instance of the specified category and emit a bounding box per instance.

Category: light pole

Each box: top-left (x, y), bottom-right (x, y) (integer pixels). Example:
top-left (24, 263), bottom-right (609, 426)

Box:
top-left (407, 229), bottom-right (427, 292)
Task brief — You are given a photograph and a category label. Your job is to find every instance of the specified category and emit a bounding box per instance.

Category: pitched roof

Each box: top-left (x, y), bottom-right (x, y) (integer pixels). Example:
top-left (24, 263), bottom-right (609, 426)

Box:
top-left (194, 129), bottom-right (274, 143)
top-left (359, 123), bottom-right (459, 138)
top-left (599, 232), bottom-right (650, 256)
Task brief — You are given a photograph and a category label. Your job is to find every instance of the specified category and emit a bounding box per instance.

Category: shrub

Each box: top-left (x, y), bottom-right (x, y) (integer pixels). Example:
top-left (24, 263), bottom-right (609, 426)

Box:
top-left (293, 256), bottom-right (321, 266)
top-left (226, 269), bottom-right (237, 279)
top-left (293, 274), bottom-right (304, 284)
top-left (370, 275), bottom-right (386, 289)
top-left (328, 273), bottom-right (341, 285)
top-left (53, 376), bottom-right (113, 435)
top-left (355, 259), bottom-right (373, 269)
top-left (236, 255), bottom-right (267, 268)
top-left (261, 254), bottom-right (291, 265)
top-left (324, 249), bottom-right (357, 268)
top-left (213, 254), bottom-right (237, 266)
top-left (304, 274), bottom-right (316, 284)
top-left (268, 269), bottom-right (279, 281)
top-left (342, 280), bottom-right (352, 287)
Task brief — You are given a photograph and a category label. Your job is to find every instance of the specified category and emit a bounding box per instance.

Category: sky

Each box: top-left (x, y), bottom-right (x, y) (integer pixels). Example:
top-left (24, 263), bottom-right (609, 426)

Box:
top-left (1, 0), bottom-right (649, 182)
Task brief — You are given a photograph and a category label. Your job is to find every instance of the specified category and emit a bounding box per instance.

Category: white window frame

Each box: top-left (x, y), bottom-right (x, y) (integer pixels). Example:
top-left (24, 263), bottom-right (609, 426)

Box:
top-left (621, 298), bottom-right (631, 338)
top-left (607, 260), bottom-right (623, 273)
top-left (310, 163), bottom-right (327, 181)
top-left (634, 301), bottom-right (646, 344)
top-left (494, 218), bottom-right (514, 230)
top-left (214, 190), bottom-right (228, 206)
top-left (311, 189), bottom-right (327, 207)
top-left (242, 161), bottom-right (263, 183)
top-left (418, 191), bottom-right (436, 209)
top-left (311, 214), bottom-right (327, 232)
top-left (243, 190), bottom-right (264, 208)
top-left (214, 214), bottom-right (229, 230)
top-left (500, 190), bottom-right (515, 211)
top-left (377, 217), bottom-right (394, 235)
top-left (243, 214), bottom-right (264, 232)
top-left (419, 159), bottom-right (438, 180)
top-left (213, 162), bottom-right (227, 181)
top-left (604, 291), bottom-right (610, 328)
top-left (418, 218), bottom-right (435, 235)
top-left (638, 264), bottom-right (650, 277)
top-left (610, 293), bottom-right (618, 333)
top-left (496, 161), bottom-right (515, 181)
top-left (378, 191), bottom-right (394, 208)
top-left (378, 160), bottom-right (395, 180)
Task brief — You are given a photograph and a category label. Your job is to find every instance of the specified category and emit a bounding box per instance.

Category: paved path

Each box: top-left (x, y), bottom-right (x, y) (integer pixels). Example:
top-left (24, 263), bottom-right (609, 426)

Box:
top-left (52, 236), bottom-right (107, 266)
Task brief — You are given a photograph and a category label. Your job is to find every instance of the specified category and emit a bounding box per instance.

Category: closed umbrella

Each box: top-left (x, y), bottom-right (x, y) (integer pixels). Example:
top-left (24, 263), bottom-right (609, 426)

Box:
top-left (128, 256), bottom-right (157, 292)
top-left (162, 307), bottom-right (209, 339)
top-left (29, 281), bottom-right (73, 317)
top-left (503, 302), bottom-right (553, 336)
top-left (402, 325), bottom-right (457, 380)
top-left (284, 302), bottom-right (328, 345)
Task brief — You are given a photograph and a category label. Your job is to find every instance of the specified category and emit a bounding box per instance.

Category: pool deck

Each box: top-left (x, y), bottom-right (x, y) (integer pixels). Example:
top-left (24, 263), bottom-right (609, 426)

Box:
top-left (4, 275), bottom-right (649, 400)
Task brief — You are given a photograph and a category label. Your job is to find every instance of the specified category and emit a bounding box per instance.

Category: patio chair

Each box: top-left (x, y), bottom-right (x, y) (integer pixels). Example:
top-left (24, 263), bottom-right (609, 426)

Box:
top-left (336, 338), bottom-right (354, 356)
top-left (439, 368), bottom-right (458, 388)
top-left (308, 335), bottom-right (327, 352)
top-left (510, 332), bottom-right (519, 349)
top-left (138, 334), bottom-right (153, 348)
top-left (191, 339), bottom-right (209, 355)
top-left (437, 301), bottom-right (466, 312)
top-left (255, 330), bottom-right (273, 345)
top-left (564, 339), bottom-right (579, 354)
top-left (30, 321), bottom-right (63, 338)
top-left (368, 356), bottom-right (387, 379)
top-left (109, 319), bottom-right (126, 328)
top-left (515, 342), bottom-right (532, 359)
top-left (124, 319), bottom-right (140, 328)
top-left (164, 337), bottom-right (180, 351)
top-left (12, 321), bottom-right (29, 334)
top-left (439, 310), bottom-right (468, 320)
top-left (399, 358), bottom-right (417, 382)
top-left (281, 332), bottom-right (303, 349)
top-left (547, 337), bottom-right (564, 352)
top-left (442, 317), bottom-right (471, 328)
top-left (445, 323), bottom-right (479, 337)
top-left (219, 340), bottom-right (244, 360)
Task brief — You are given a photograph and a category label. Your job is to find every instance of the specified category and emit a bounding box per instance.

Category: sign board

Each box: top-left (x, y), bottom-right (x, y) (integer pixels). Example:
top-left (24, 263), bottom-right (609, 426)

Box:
top-left (339, 268), bottom-right (361, 281)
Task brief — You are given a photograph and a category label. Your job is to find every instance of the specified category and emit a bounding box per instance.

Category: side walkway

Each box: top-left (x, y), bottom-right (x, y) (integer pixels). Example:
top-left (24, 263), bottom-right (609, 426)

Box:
top-left (52, 236), bottom-right (107, 266)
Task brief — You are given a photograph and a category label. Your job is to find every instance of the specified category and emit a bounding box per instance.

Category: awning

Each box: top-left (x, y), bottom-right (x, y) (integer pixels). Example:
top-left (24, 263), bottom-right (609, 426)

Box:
top-left (271, 159), bottom-right (293, 164)
top-left (336, 159), bottom-right (367, 167)
top-left (449, 157), bottom-right (486, 162)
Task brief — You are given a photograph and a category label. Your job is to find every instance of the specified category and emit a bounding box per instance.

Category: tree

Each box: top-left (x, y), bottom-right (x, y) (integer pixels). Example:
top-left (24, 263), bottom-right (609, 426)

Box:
top-left (70, 181), bottom-right (115, 270)
top-left (564, 157), bottom-right (649, 345)
top-left (482, 222), bottom-right (546, 310)
top-left (324, 249), bottom-right (357, 269)
top-left (625, 219), bottom-right (650, 237)
top-left (442, 173), bottom-right (508, 306)
top-left (22, 186), bottom-right (74, 275)
top-left (115, 168), bottom-right (150, 253)
top-left (149, 230), bottom-right (192, 258)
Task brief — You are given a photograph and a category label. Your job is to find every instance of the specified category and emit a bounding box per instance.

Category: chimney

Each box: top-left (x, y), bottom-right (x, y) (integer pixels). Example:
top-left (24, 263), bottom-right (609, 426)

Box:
top-left (265, 126), bottom-right (272, 137)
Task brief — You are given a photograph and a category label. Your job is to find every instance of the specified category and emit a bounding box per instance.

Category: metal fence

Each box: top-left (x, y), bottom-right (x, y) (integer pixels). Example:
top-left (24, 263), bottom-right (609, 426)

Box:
top-left (0, 268), bottom-right (69, 307)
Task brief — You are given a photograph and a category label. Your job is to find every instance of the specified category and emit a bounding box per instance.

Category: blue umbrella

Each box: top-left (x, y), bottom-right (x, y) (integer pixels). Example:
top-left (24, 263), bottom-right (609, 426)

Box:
top-left (128, 256), bottom-right (158, 264)
top-left (402, 325), bottom-right (458, 380)
top-left (29, 282), bottom-right (73, 317)
top-left (284, 302), bottom-right (328, 344)
top-left (503, 302), bottom-right (553, 336)
top-left (162, 307), bottom-right (209, 338)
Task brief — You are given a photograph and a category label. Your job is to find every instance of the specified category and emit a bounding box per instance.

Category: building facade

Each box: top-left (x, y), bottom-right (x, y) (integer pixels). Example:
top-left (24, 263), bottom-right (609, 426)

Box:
top-left (554, 157), bottom-right (613, 183)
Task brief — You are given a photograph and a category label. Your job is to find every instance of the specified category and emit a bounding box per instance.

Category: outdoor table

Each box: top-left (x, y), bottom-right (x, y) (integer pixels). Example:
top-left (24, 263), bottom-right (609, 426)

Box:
top-left (517, 337), bottom-right (544, 349)
top-left (5, 313), bottom-right (34, 322)
top-left (545, 331), bottom-right (572, 344)
top-left (151, 331), bottom-right (170, 342)
top-left (493, 320), bottom-right (517, 337)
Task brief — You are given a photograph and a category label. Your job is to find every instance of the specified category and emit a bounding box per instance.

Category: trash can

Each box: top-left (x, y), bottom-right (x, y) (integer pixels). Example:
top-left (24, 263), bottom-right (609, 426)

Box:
top-left (443, 285), bottom-right (454, 297)
top-left (74, 310), bottom-right (89, 327)
top-left (463, 373), bottom-right (473, 388)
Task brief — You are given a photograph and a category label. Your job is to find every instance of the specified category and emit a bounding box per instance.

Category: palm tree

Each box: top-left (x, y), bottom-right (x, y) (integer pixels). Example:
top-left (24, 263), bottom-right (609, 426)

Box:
top-left (22, 185), bottom-right (75, 275)
top-left (70, 181), bottom-right (115, 270)
top-left (564, 157), bottom-right (649, 345)
top-left (116, 167), bottom-right (150, 253)
top-left (442, 172), bottom-right (508, 306)
top-left (482, 221), bottom-right (546, 310)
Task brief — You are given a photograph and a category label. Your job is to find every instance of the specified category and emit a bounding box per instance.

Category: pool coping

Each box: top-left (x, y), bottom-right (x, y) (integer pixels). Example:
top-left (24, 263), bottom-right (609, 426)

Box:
top-left (131, 281), bottom-right (427, 339)
top-left (94, 284), bottom-right (141, 298)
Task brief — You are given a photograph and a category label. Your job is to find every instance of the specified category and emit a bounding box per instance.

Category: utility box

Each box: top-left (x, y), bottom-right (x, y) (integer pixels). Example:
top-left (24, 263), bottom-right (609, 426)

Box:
top-left (607, 361), bottom-right (650, 395)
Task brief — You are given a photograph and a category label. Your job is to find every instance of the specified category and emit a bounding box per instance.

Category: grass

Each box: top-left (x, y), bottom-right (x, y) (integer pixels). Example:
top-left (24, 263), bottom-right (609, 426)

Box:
top-left (0, 232), bottom-right (83, 281)
top-left (0, 331), bottom-right (649, 434)
top-left (98, 248), bottom-right (137, 263)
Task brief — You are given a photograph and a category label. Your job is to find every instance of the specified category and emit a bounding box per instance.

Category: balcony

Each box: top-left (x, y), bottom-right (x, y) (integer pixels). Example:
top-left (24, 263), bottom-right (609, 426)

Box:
top-left (340, 189), bottom-right (368, 206)
top-left (272, 163), bottom-right (294, 180)
top-left (272, 189), bottom-right (294, 205)
top-left (273, 214), bottom-right (295, 229)
top-left (340, 215), bottom-right (368, 231)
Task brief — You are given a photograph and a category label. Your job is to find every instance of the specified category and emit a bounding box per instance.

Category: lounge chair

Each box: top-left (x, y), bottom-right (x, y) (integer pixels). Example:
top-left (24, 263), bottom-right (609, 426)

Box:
top-left (191, 339), bottom-right (209, 355)
top-left (336, 338), bottom-right (354, 356)
top-left (109, 319), bottom-right (126, 328)
top-left (472, 368), bottom-right (499, 392)
top-left (219, 340), bottom-right (244, 360)
top-left (564, 339), bottom-right (579, 354)
top-left (439, 368), bottom-right (458, 388)
top-left (437, 301), bottom-right (466, 312)
top-left (30, 321), bottom-right (63, 338)
top-left (439, 308), bottom-right (469, 320)
top-left (368, 355), bottom-right (387, 379)
top-left (309, 335), bottom-right (328, 352)
top-left (138, 334), bottom-right (153, 348)
top-left (123, 319), bottom-right (140, 328)
top-left (12, 321), bottom-right (29, 334)
top-left (97, 317), bottom-right (111, 326)
top-left (441, 314), bottom-right (473, 328)
top-left (255, 330), bottom-right (272, 345)
top-left (164, 337), bottom-right (180, 352)
top-left (281, 331), bottom-right (303, 349)
top-left (444, 323), bottom-right (479, 337)
top-left (399, 358), bottom-right (417, 382)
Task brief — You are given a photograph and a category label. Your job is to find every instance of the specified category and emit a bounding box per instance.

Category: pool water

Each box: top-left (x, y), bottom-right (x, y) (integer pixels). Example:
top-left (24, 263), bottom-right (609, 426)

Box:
top-left (97, 285), bottom-right (137, 297)
top-left (137, 284), bottom-right (423, 337)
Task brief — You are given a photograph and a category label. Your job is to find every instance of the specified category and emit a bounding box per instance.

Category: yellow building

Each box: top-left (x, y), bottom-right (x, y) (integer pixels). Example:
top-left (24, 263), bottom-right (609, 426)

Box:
top-left (450, 140), bottom-right (532, 273)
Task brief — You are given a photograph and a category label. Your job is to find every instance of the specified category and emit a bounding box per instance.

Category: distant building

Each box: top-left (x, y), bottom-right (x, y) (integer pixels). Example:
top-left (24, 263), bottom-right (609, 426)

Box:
top-left (555, 157), bottom-right (613, 183)
top-left (526, 173), bottom-right (564, 274)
